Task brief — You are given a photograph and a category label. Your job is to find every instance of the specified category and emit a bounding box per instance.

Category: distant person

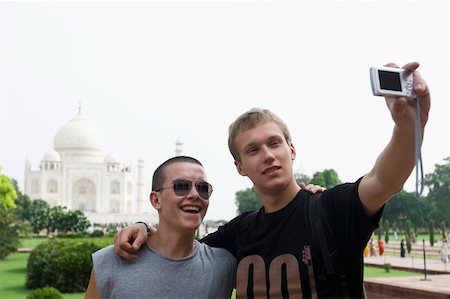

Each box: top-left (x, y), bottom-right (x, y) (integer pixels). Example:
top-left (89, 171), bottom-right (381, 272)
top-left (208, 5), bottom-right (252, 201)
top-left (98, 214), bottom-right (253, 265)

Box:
top-left (400, 239), bottom-right (406, 258)
top-left (378, 239), bottom-right (385, 256)
top-left (364, 243), bottom-right (369, 257)
top-left (114, 62), bottom-right (430, 298)
top-left (441, 240), bottom-right (449, 263)
top-left (370, 237), bottom-right (376, 256)
top-left (394, 230), bottom-right (398, 241)
top-left (85, 156), bottom-right (237, 299)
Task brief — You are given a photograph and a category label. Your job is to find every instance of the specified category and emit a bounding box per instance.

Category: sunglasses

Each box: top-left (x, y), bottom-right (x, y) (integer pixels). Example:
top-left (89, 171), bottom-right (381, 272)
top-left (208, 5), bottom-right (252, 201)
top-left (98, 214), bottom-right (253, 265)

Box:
top-left (156, 179), bottom-right (213, 200)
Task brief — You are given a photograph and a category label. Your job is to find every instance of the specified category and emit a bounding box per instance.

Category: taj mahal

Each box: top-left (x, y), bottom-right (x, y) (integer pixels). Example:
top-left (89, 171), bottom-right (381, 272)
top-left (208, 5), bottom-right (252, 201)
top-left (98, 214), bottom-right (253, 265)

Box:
top-left (23, 109), bottom-right (163, 225)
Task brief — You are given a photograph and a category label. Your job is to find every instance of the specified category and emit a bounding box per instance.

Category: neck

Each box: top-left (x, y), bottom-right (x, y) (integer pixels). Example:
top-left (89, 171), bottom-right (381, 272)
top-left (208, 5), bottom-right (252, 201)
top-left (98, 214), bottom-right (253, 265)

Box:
top-left (256, 179), bottom-right (301, 213)
top-left (147, 226), bottom-right (196, 259)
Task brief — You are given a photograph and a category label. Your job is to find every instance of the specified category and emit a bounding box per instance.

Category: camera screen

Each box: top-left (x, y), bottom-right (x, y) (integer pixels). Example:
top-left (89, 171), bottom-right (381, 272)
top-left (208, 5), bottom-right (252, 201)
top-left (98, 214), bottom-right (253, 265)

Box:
top-left (378, 70), bottom-right (402, 91)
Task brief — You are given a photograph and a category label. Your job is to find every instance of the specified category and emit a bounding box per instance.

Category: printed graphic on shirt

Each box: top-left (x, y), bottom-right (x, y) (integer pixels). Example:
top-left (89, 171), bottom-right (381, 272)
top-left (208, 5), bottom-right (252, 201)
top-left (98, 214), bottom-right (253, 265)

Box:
top-left (235, 245), bottom-right (317, 298)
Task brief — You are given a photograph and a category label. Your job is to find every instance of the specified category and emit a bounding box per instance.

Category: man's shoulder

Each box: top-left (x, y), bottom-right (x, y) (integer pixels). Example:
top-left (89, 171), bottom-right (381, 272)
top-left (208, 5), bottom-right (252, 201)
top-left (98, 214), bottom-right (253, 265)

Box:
top-left (93, 244), bottom-right (115, 258)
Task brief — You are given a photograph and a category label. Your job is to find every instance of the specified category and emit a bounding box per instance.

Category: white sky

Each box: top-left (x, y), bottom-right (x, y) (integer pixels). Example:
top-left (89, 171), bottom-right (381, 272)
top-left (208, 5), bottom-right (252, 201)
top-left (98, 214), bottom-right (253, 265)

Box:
top-left (1, 1), bottom-right (449, 221)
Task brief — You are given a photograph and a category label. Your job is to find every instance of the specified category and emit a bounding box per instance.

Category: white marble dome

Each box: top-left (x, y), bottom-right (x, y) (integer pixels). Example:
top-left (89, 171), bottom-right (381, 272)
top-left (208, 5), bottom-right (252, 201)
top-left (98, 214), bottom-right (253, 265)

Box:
top-left (105, 152), bottom-right (121, 163)
top-left (42, 149), bottom-right (61, 162)
top-left (54, 113), bottom-right (106, 152)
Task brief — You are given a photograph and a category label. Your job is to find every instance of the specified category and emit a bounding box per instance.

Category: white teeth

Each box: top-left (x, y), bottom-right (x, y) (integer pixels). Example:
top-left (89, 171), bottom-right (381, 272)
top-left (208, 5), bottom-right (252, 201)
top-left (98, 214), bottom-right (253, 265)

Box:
top-left (263, 167), bottom-right (278, 174)
top-left (181, 206), bottom-right (200, 213)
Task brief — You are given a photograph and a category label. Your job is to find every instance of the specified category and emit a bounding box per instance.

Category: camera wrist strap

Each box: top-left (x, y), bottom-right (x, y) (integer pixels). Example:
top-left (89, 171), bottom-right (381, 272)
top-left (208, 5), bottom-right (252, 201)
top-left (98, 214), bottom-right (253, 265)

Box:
top-left (414, 97), bottom-right (424, 197)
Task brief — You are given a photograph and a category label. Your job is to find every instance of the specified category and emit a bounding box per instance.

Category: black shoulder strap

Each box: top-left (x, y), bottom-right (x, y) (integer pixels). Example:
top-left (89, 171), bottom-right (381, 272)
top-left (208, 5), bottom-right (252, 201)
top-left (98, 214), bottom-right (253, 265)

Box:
top-left (309, 193), bottom-right (350, 298)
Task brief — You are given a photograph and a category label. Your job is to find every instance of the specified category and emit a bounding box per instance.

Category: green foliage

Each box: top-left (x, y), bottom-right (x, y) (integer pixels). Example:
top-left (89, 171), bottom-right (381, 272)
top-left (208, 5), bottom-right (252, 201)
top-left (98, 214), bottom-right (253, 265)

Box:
top-left (383, 190), bottom-right (430, 229)
top-left (0, 213), bottom-right (21, 260)
top-left (429, 219), bottom-right (435, 247)
top-left (309, 169), bottom-right (341, 189)
top-left (27, 199), bottom-right (90, 236)
top-left (26, 238), bottom-right (112, 293)
top-left (26, 287), bottom-right (63, 299)
top-left (384, 219), bottom-right (390, 244)
top-left (0, 174), bottom-right (18, 210)
top-left (90, 229), bottom-right (104, 238)
top-left (441, 221), bottom-right (447, 240)
top-left (0, 174), bottom-right (20, 260)
top-left (235, 186), bottom-right (262, 214)
top-left (405, 220), bottom-right (412, 254)
top-left (425, 157), bottom-right (450, 225)
top-left (29, 199), bottom-right (50, 234)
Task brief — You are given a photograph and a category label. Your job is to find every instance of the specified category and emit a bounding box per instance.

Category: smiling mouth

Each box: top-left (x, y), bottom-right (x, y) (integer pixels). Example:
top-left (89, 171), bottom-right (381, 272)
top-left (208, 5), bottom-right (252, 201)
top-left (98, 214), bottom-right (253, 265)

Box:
top-left (180, 205), bottom-right (201, 214)
top-left (262, 166), bottom-right (281, 175)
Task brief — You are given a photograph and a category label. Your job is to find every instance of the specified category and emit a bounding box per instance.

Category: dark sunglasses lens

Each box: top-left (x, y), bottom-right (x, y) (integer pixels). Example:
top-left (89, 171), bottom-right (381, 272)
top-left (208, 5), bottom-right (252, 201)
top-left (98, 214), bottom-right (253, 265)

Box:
top-left (196, 182), bottom-right (212, 199)
top-left (173, 180), bottom-right (192, 196)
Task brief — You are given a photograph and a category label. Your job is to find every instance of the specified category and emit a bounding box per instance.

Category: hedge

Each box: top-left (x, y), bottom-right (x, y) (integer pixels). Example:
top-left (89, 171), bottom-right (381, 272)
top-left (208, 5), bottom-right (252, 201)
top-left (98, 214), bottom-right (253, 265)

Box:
top-left (26, 238), bottom-right (112, 293)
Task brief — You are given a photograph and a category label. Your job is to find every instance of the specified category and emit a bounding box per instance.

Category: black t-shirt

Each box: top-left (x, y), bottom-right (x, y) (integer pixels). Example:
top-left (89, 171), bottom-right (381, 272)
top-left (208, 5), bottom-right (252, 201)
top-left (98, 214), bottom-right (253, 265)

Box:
top-left (202, 179), bottom-right (382, 298)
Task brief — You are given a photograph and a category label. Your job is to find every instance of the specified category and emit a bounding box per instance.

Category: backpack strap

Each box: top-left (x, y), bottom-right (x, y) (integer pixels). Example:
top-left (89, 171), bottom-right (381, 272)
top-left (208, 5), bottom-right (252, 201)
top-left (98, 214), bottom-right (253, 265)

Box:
top-left (309, 193), bottom-right (350, 298)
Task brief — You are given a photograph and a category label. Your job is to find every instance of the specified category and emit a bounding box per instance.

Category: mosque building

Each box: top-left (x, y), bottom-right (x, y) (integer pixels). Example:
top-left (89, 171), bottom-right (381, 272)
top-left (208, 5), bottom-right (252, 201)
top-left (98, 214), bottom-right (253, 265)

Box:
top-left (23, 109), bottom-right (161, 225)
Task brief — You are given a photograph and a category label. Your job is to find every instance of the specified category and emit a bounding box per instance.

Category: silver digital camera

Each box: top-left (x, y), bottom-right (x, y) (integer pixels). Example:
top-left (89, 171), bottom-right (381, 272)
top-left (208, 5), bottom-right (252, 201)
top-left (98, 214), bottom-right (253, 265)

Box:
top-left (370, 66), bottom-right (415, 99)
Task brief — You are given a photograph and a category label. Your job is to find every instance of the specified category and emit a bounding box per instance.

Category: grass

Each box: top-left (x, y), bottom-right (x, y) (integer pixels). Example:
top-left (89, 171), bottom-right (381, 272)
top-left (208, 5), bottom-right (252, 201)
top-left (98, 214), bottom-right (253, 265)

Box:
top-left (0, 252), bottom-right (85, 299)
top-left (18, 237), bottom-right (47, 249)
top-left (364, 266), bottom-right (420, 278)
top-left (1, 238), bottom-right (87, 299)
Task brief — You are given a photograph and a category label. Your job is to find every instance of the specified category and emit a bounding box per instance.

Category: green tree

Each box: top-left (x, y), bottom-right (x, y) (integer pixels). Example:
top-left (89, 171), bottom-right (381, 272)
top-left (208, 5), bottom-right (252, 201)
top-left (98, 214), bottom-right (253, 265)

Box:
top-left (309, 169), bottom-right (341, 189)
top-left (441, 221), bottom-right (447, 240)
top-left (405, 220), bottom-right (412, 254)
top-left (67, 210), bottom-right (90, 233)
top-left (384, 219), bottom-right (390, 244)
top-left (235, 186), bottom-right (262, 214)
top-left (0, 174), bottom-right (20, 260)
top-left (429, 219), bottom-right (435, 247)
top-left (47, 206), bottom-right (67, 235)
top-left (425, 157), bottom-right (450, 226)
top-left (29, 199), bottom-right (50, 235)
top-left (383, 190), bottom-right (430, 229)
top-left (0, 174), bottom-right (17, 210)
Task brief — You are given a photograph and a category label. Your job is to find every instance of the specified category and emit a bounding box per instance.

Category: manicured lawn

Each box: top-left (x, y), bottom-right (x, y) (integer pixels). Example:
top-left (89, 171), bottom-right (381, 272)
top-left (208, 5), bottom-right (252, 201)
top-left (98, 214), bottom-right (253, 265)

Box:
top-left (0, 252), bottom-right (84, 299)
top-left (19, 237), bottom-right (47, 249)
top-left (364, 266), bottom-right (420, 278)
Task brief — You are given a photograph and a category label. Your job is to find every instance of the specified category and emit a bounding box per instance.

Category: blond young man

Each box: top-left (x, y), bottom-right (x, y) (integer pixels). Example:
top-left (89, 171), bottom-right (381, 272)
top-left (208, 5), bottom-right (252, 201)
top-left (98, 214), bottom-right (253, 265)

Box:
top-left (114, 62), bottom-right (430, 298)
top-left (85, 156), bottom-right (236, 299)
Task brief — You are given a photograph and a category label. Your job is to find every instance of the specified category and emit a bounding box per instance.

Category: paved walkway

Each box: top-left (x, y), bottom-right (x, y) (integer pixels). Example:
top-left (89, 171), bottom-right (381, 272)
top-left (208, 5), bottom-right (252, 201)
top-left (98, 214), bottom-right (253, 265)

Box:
top-left (364, 254), bottom-right (450, 274)
top-left (365, 274), bottom-right (450, 297)
top-left (364, 254), bottom-right (450, 297)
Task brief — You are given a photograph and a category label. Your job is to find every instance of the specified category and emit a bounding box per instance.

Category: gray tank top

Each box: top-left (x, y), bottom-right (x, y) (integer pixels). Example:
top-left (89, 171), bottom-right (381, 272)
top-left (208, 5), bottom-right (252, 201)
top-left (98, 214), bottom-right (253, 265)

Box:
top-left (93, 240), bottom-right (236, 299)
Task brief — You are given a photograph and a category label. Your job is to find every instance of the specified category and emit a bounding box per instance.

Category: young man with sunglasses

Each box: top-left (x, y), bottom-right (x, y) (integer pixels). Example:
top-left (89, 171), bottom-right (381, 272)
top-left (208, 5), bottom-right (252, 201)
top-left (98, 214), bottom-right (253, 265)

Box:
top-left (115, 62), bottom-right (431, 298)
top-left (85, 156), bottom-right (236, 299)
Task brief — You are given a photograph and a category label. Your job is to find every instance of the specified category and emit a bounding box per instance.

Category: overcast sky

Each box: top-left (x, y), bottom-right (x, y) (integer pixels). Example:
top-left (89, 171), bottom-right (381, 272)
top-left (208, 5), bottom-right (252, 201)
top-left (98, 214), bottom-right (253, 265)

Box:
top-left (1, 1), bottom-right (449, 221)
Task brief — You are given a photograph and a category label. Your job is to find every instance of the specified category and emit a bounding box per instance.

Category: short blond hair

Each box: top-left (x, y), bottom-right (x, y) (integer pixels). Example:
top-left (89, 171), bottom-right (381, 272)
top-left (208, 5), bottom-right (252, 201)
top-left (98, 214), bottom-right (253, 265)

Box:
top-left (228, 108), bottom-right (292, 163)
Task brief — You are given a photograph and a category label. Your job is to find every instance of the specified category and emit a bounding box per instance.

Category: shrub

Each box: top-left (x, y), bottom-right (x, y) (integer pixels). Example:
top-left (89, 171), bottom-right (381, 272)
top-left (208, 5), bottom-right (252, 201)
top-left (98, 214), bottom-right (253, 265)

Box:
top-left (90, 229), bottom-right (104, 238)
top-left (26, 238), bottom-right (112, 293)
top-left (383, 263), bottom-right (391, 273)
top-left (26, 286), bottom-right (63, 299)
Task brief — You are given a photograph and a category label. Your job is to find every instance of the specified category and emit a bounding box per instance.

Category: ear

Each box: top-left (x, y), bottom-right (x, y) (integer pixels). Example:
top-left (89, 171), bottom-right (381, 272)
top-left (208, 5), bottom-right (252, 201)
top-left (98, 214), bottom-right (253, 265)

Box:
top-left (234, 160), bottom-right (247, 177)
top-left (289, 143), bottom-right (296, 161)
top-left (150, 192), bottom-right (161, 210)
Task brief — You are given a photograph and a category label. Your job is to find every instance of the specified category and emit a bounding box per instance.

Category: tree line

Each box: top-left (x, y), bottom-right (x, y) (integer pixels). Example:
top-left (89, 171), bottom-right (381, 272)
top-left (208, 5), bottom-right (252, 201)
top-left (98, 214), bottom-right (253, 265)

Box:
top-left (0, 176), bottom-right (90, 260)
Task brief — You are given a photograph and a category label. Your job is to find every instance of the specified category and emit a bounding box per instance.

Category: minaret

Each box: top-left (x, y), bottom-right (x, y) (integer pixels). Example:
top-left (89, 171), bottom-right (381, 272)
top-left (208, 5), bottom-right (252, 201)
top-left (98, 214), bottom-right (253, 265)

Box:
top-left (137, 158), bottom-right (146, 212)
top-left (175, 139), bottom-right (183, 156)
